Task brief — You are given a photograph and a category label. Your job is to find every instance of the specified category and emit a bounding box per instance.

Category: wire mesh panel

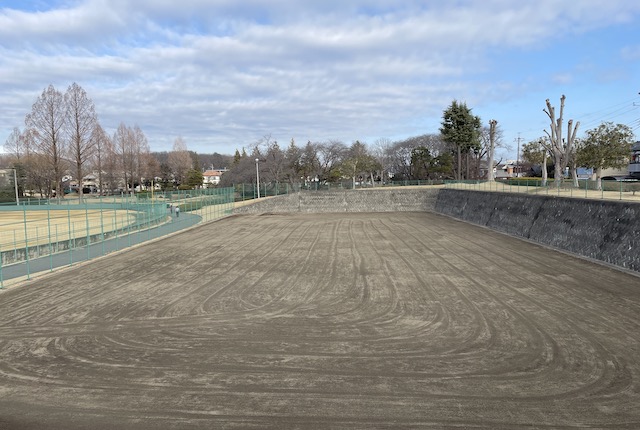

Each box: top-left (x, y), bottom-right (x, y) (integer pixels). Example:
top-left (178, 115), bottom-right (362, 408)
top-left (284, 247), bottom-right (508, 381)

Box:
top-left (443, 179), bottom-right (640, 201)
top-left (0, 187), bottom-right (234, 288)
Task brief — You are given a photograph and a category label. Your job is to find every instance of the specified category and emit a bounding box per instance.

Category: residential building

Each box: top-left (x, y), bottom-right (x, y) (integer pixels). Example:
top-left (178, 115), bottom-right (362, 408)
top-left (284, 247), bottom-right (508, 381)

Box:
top-left (203, 169), bottom-right (224, 187)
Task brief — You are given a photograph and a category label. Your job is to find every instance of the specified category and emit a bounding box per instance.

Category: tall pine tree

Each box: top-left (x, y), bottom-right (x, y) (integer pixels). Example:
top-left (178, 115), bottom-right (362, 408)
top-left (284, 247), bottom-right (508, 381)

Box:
top-left (440, 100), bottom-right (481, 181)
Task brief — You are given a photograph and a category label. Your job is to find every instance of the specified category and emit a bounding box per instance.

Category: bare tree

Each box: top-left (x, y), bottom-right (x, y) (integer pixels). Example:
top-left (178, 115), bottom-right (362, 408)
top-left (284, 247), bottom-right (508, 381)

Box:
top-left (386, 134), bottom-right (447, 180)
top-left (299, 141), bottom-right (320, 186)
top-left (371, 138), bottom-right (393, 184)
top-left (133, 125), bottom-right (150, 189)
top-left (65, 82), bottom-right (97, 202)
top-left (26, 153), bottom-right (53, 198)
top-left (263, 140), bottom-right (286, 184)
top-left (141, 152), bottom-right (161, 190)
top-left (25, 84), bottom-right (67, 199)
top-left (543, 95), bottom-right (580, 188)
top-left (168, 137), bottom-right (192, 186)
top-left (114, 123), bottom-right (145, 194)
top-left (3, 127), bottom-right (29, 197)
top-left (102, 136), bottom-right (119, 194)
top-left (90, 123), bottom-right (111, 194)
top-left (316, 140), bottom-right (346, 182)
top-left (3, 127), bottom-right (25, 161)
top-left (476, 123), bottom-right (507, 179)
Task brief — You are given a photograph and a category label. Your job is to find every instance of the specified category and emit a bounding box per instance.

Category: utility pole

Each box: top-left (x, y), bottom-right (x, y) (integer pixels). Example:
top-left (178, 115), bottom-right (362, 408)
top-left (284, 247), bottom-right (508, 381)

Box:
top-left (514, 133), bottom-right (522, 177)
top-left (255, 158), bottom-right (260, 199)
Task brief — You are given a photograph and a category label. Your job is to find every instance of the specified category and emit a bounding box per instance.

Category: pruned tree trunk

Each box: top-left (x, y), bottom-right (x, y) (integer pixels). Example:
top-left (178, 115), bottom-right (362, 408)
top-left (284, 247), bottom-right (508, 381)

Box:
top-left (487, 120), bottom-right (497, 181)
top-left (543, 95), bottom-right (580, 189)
top-left (571, 158), bottom-right (579, 187)
top-left (542, 150), bottom-right (548, 187)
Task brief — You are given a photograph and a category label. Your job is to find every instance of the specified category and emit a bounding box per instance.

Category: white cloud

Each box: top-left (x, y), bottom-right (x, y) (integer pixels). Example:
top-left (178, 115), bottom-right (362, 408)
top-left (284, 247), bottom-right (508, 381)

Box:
top-left (2, 0), bottom-right (640, 153)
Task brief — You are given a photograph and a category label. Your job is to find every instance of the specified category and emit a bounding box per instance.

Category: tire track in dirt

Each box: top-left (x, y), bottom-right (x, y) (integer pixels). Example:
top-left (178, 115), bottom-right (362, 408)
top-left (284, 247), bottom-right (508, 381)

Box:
top-left (1, 212), bottom-right (639, 428)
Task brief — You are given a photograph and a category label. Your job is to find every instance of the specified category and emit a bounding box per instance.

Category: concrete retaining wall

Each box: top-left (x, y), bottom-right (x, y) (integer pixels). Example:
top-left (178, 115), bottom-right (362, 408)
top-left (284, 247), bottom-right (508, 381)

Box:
top-left (435, 189), bottom-right (640, 272)
top-left (233, 188), bottom-right (440, 214)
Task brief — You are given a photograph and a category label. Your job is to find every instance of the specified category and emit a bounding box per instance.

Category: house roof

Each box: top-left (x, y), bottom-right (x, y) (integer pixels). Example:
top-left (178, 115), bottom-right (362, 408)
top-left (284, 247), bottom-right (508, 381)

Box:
top-left (203, 170), bottom-right (223, 177)
top-left (632, 141), bottom-right (640, 152)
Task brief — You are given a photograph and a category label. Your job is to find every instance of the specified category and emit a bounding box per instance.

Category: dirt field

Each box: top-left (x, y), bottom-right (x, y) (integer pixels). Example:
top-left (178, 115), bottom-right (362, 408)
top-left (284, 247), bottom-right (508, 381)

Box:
top-left (0, 212), bottom-right (639, 429)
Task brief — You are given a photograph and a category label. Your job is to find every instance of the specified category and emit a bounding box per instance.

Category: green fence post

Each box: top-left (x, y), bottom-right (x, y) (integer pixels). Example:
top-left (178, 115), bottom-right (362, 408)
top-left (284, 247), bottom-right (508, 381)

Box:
top-left (68, 204), bottom-right (73, 266)
top-left (619, 181), bottom-right (623, 200)
top-left (100, 202), bottom-right (105, 256)
top-left (47, 204), bottom-right (53, 272)
top-left (127, 200), bottom-right (132, 248)
top-left (113, 197), bottom-right (118, 246)
top-left (85, 202), bottom-right (90, 260)
top-left (23, 204), bottom-right (30, 280)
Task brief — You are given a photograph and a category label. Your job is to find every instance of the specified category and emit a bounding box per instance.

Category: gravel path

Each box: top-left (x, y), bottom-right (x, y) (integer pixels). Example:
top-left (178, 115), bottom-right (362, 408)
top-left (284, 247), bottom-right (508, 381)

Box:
top-left (0, 212), bottom-right (639, 429)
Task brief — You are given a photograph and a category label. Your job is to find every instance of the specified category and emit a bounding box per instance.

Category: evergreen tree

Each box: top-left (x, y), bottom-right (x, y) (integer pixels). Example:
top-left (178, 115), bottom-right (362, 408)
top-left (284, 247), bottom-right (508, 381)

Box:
top-left (185, 168), bottom-right (204, 188)
top-left (440, 100), bottom-right (481, 180)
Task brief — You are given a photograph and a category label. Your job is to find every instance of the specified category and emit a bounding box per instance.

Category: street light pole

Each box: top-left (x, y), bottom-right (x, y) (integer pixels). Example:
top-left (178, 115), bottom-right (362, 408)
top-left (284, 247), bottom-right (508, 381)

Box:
top-left (13, 168), bottom-right (19, 206)
top-left (255, 158), bottom-right (260, 199)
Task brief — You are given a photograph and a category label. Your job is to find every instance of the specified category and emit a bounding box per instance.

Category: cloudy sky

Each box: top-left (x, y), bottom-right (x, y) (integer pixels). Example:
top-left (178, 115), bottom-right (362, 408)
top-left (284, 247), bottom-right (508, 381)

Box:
top-left (1, 0), bottom-right (639, 158)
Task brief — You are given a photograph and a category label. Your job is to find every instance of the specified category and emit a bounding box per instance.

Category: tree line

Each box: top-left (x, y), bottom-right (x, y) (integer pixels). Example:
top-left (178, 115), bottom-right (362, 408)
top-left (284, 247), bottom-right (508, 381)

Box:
top-left (220, 102), bottom-right (508, 188)
top-left (3, 84), bottom-right (233, 200)
top-left (4, 83), bottom-right (155, 200)
top-left (4, 88), bottom-right (505, 198)
top-left (4, 86), bottom-right (634, 198)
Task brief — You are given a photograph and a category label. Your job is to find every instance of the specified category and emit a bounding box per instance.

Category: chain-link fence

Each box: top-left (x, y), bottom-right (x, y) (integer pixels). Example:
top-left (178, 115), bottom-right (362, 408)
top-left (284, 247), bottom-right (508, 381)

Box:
top-left (443, 179), bottom-right (640, 201)
top-left (0, 187), bottom-right (234, 288)
top-left (233, 180), bottom-right (445, 201)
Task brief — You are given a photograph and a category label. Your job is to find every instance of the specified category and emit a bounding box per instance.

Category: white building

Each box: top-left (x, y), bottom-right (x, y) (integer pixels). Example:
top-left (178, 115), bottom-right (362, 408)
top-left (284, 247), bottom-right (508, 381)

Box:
top-left (203, 170), bottom-right (224, 187)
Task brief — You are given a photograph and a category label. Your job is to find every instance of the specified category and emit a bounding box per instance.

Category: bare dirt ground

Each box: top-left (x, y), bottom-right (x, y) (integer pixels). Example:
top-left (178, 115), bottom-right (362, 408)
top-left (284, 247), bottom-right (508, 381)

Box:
top-left (0, 212), bottom-right (639, 429)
